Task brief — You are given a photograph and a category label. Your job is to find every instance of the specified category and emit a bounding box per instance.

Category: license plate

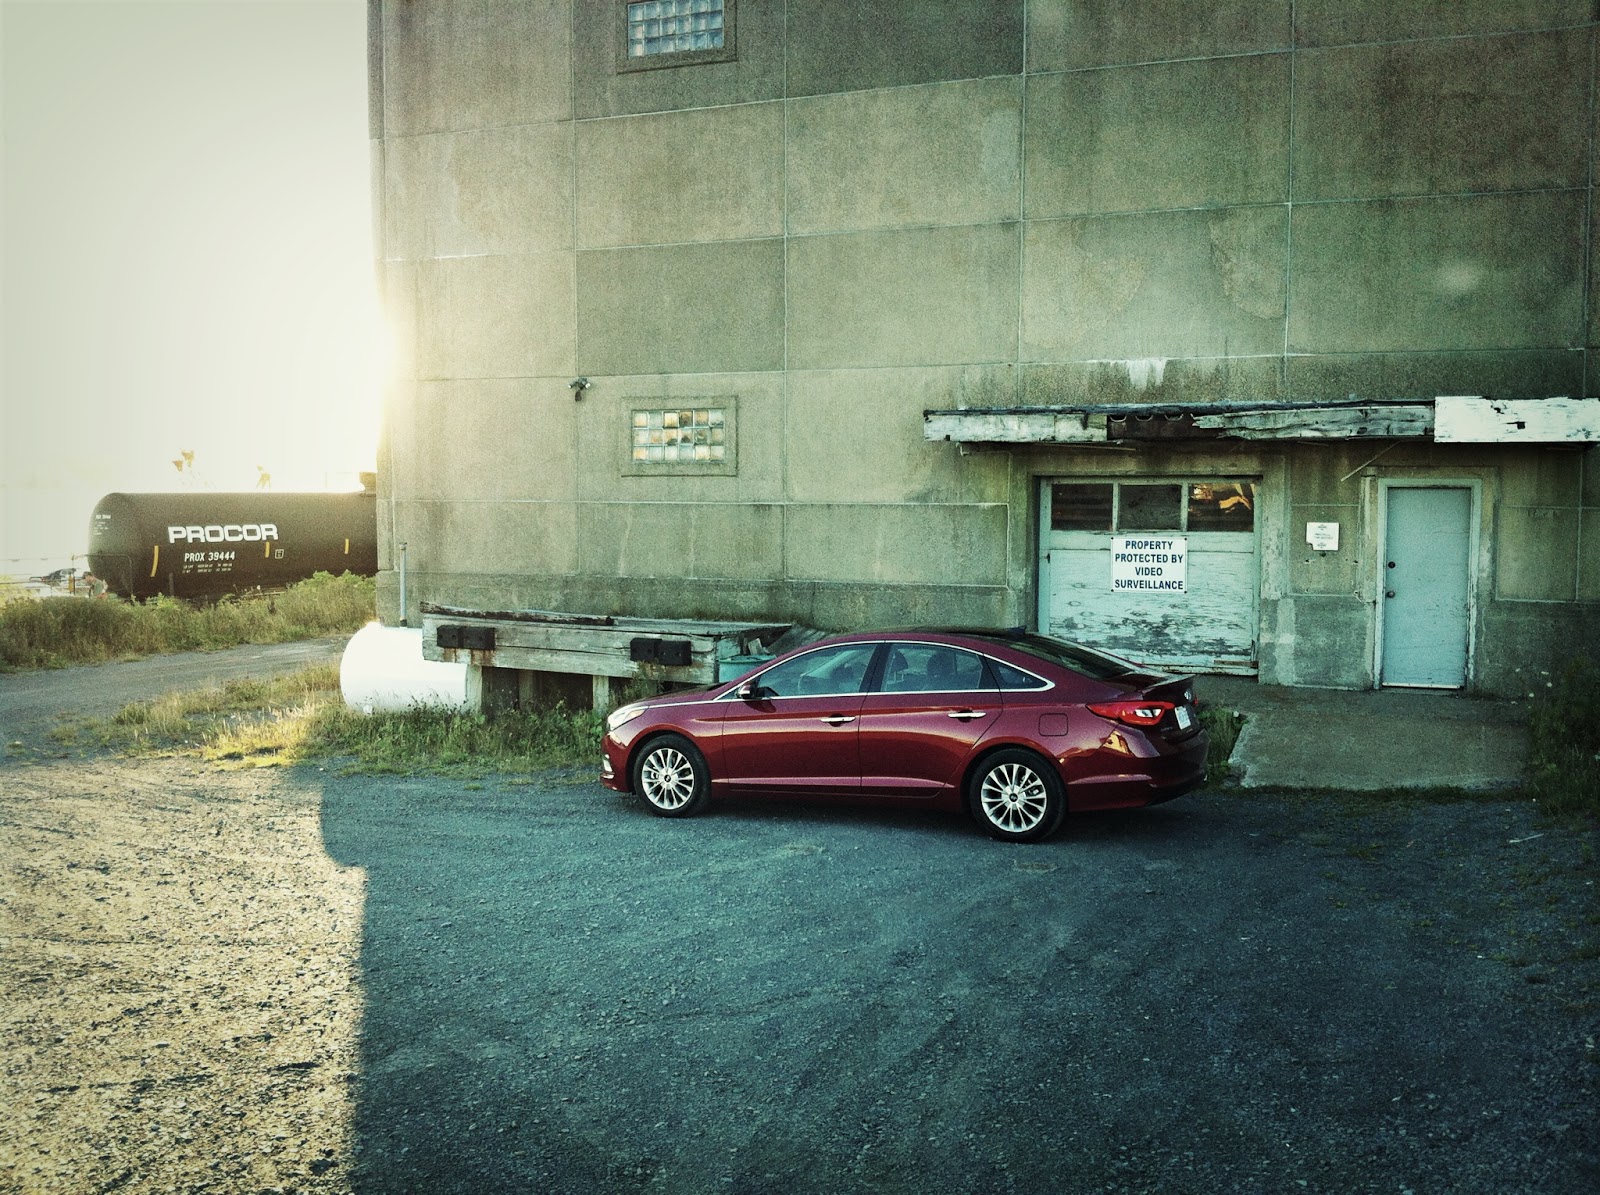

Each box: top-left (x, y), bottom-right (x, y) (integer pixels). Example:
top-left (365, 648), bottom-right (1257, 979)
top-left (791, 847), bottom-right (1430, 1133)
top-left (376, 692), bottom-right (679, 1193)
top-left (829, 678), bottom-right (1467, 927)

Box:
top-left (1174, 704), bottom-right (1193, 730)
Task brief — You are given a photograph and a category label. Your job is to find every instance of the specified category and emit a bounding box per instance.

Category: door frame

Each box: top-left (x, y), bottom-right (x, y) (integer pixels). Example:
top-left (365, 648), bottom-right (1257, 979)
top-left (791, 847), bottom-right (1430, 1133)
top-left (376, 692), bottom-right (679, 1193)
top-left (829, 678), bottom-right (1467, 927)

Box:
top-left (1373, 478), bottom-right (1481, 689)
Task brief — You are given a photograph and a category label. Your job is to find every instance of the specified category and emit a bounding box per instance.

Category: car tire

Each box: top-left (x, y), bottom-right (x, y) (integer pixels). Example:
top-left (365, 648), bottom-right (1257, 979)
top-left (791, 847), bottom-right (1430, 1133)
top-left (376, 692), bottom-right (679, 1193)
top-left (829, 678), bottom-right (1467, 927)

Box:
top-left (968, 748), bottom-right (1066, 843)
top-left (631, 734), bottom-right (711, 818)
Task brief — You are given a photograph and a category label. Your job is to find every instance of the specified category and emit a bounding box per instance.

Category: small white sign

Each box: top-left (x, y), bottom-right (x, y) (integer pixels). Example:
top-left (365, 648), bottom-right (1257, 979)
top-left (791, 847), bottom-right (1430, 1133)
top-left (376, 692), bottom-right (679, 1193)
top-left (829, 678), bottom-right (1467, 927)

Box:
top-left (1306, 522), bottom-right (1340, 551)
top-left (1111, 536), bottom-right (1187, 593)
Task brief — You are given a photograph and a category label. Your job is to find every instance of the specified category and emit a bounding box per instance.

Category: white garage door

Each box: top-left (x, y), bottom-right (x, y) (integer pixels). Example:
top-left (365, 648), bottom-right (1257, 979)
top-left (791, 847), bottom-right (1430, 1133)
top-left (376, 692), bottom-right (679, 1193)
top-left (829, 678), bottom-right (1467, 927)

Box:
top-left (1038, 479), bottom-right (1259, 675)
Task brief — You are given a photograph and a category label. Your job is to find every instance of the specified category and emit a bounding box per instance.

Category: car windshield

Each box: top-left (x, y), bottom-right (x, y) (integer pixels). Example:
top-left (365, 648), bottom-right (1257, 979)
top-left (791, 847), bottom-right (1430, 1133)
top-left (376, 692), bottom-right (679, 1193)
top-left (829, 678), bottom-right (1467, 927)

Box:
top-left (969, 632), bottom-right (1139, 681)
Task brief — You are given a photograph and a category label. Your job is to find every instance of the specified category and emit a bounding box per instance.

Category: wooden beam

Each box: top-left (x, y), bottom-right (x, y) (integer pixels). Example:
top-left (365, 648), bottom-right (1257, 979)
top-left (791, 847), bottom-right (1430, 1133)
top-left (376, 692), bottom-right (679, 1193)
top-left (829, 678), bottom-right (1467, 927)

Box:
top-left (419, 610), bottom-right (790, 688)
top-left (923, 409), bottom-right (1103, 443)
top-left (1434, 396), bottom-right (1600, 443)
top-left (925, 403), bottom-right (1437, 443)
top-left (1190, 405), bottom-right (1434, 439)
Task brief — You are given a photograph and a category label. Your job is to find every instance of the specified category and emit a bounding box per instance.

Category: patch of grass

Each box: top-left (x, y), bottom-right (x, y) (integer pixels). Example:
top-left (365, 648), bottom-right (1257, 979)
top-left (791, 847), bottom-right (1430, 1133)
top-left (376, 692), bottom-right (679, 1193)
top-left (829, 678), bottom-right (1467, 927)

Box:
top-left (73, 661), bottom-right (603, 775)
top-left (64, 663), bottom-right (345, 757)
top-left (1199, 704), bottom-right (1244, 785)
top-left (0, 572), bottom-right (374, 671)
top-left (303, 701), bottom-right (602, 775)
top-left (1524, 656), bottom-right (1600, 823)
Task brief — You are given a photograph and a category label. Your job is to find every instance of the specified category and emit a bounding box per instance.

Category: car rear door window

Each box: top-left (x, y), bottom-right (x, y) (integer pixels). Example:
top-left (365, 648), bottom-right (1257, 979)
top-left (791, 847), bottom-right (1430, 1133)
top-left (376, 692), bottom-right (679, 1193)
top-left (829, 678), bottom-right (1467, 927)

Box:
top-left (878, 644), bottom-right (993, 693)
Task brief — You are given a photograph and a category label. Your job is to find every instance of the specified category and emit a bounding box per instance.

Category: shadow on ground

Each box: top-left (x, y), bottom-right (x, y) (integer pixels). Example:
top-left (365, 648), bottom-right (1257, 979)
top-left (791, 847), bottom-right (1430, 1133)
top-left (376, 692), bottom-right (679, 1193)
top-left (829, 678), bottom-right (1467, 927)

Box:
top-left (319, 776), bottom-right (1598, 1193)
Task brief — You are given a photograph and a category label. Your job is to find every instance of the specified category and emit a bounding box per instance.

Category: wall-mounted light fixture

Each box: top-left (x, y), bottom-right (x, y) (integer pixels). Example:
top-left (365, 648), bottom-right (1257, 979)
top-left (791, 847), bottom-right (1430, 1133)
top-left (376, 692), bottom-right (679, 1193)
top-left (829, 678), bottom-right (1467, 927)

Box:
top-left (569, 377), bottom-right (591, 400)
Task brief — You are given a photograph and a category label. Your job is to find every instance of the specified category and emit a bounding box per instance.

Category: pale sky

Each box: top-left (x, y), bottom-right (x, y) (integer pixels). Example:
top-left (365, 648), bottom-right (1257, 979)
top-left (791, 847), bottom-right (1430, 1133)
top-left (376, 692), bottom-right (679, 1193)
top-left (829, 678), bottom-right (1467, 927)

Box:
top-left (2, 0), bottom-right (377, 574)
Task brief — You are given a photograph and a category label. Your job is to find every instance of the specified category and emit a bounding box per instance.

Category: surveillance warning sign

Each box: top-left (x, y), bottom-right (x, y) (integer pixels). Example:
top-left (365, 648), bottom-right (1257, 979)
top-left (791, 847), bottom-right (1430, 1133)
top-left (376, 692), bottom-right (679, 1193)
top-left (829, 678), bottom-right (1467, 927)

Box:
top-left (1111, 536), bottom-right (1187, 593)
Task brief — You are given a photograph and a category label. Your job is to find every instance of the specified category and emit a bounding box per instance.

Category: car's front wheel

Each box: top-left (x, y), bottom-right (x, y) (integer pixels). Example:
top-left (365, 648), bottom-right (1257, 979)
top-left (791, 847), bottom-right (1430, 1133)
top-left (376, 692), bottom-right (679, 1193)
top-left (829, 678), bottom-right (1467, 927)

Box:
top-left (631, 734), bottom-right (711, 818)
top-left (968, 749), bottom-right (1066, 842)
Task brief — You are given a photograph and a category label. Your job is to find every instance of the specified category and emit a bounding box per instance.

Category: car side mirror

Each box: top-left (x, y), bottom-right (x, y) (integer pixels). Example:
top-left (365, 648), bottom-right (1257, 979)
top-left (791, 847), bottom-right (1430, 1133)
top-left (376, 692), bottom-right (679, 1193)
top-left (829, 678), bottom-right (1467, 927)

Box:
top-left (737, 683), bottom-right (776, 701)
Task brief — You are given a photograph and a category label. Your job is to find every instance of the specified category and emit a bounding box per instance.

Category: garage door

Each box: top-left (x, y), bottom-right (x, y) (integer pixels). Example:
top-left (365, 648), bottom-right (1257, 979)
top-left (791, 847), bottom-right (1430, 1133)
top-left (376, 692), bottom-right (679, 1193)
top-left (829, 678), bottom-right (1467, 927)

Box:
top-left (1038, 479), bottom-right (1259, 675)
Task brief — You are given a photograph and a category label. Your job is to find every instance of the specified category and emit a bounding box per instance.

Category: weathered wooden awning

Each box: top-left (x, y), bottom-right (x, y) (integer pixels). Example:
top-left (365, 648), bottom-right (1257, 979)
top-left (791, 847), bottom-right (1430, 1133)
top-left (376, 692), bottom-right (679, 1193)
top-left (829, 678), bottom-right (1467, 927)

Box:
top-left (923, 397), bottom-right (1600, 446)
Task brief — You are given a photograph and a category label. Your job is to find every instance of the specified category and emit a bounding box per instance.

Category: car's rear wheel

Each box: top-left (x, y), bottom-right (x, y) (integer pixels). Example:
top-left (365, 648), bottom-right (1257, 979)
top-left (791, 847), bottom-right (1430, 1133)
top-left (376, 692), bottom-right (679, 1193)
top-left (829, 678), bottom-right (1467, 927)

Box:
top-left (968, 749), bottom-right (1066, 842)
top-left (632, 734), bottom-right (710, 818)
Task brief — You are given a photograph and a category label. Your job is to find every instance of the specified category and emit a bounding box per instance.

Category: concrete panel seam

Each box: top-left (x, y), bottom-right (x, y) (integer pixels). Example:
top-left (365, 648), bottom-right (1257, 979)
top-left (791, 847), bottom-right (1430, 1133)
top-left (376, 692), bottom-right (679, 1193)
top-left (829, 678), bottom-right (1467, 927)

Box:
top-left (1286, 185), bottom-right (1590, 209)
top-left (576, 235), bottom-right (785, 255)
top-left (384, 119), bottom-right (573, 144)
top-left (569, 1), bottom-right (581, 386)
top-left (1284, 40), bottom-right (1298, 360)
top-left (779, 217), bottom-right (1025, 242)
top-left (1015, 47), bottom-right (1029, 368)
top-left (1024, 202), bottom-right (1290, 229)
top-left (1582, 25), bottom-right (1597, 401)
top-left (781, 578), bottom-right (1010, 590)
top-left (1020, 189), bottom-right (1587, 228)
top-left (1492, 596), bottom-right (1600, 606)
top-left (398, 499), bottom-right (578, 506)
top-left (1025, 49), bottom-right (1293, 80)
top-left (784, 70), bottom-right (1029, 103)
top-left (574, 95), bottom-right (785, 126)
top-left (1291, 23), bottom-right (1600, 57)
top-left (581, 370), bottom-right (788, 383)
top-left (1284, 347), bottom-right (1587, 359)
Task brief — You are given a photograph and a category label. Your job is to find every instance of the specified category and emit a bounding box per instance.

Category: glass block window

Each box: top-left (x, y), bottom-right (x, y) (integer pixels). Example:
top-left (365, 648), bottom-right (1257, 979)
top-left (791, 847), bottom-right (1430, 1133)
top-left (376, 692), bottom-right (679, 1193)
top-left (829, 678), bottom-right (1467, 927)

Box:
top-left (631, 407), bottom-right (727, 464)
top-left (626, 0), bottom-right (725, 58)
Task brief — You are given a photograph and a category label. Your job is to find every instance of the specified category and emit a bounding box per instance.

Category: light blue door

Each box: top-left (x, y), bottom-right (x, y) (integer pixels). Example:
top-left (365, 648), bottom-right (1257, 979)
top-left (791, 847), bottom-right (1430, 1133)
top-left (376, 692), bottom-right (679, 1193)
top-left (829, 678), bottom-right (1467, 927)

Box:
top-left (1382, 487), bottom-right (1471, 688)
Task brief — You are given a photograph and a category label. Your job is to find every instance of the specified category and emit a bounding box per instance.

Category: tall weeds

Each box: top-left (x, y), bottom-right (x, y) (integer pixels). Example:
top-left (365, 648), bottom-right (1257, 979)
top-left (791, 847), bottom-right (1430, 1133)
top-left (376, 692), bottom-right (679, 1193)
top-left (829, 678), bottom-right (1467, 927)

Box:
top-left (300, 703), bottom-right (603, 774)
top-left (1525, 656), bottom-right (1600, 822)
top-left (73, 662), bottom-right (603, 775)
top-left (0, 572), bottom-right (374, 670)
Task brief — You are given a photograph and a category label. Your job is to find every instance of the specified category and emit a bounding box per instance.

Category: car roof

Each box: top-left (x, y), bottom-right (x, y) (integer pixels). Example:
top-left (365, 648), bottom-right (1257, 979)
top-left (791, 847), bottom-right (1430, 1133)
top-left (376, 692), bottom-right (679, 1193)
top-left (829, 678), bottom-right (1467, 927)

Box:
top-left (816, 627), bottom-right (1033, 647)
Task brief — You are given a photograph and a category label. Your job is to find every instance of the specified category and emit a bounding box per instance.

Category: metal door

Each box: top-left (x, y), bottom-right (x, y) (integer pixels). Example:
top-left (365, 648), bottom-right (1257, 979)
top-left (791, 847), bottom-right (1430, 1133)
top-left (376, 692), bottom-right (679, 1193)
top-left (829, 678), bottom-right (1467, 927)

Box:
top-left (856, 643), bottom-right (1002, 798)
top-left (1381, 486), bottom-right (1471, 688)
top-left (718, 642), bottom-right (877, 796)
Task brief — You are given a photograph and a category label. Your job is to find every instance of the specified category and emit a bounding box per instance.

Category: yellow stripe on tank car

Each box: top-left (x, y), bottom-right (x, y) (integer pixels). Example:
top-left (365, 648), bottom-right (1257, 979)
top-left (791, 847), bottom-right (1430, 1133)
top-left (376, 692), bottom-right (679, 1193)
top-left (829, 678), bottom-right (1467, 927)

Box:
top-left (344, 538), bottom-right (350, 554)
top-left (150, 545), bottom-right (159, 577)
top-left (264, 541), bottom-right (272, 558)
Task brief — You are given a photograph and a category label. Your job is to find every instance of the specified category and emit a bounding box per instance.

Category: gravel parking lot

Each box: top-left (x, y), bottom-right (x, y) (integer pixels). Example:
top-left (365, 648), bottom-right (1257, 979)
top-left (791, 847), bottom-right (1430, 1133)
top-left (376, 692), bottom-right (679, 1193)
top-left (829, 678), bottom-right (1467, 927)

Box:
top-left (3, 750), bottom-right (1596, 1193)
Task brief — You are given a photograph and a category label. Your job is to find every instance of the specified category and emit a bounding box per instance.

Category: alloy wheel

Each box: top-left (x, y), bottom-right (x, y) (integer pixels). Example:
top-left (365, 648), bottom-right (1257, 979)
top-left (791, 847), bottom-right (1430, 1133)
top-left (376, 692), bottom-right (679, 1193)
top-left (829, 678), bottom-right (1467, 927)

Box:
top-left (979, 761), bottom-right (1050, 834)
top-left (640, 746), bottom-right (696, 811)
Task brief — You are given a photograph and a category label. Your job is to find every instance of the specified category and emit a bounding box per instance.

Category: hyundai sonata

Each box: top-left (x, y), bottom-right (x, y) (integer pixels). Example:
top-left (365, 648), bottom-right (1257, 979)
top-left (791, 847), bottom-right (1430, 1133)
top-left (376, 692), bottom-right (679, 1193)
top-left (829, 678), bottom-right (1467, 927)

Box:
top-left (600, 629), bottom-right (1209, 842)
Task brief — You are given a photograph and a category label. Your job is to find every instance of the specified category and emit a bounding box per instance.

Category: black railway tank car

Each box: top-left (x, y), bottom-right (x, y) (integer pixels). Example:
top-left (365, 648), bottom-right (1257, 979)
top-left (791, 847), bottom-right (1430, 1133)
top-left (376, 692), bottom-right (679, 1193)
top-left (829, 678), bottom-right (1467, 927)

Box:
top-left (88, 491), bottom-right (377, 600)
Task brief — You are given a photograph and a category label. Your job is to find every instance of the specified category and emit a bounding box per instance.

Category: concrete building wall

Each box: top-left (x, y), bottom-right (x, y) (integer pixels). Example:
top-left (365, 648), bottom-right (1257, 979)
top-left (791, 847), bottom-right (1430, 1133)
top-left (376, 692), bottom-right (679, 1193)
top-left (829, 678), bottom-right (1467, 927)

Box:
top-left (371, 0), bottom-right (1600, 693)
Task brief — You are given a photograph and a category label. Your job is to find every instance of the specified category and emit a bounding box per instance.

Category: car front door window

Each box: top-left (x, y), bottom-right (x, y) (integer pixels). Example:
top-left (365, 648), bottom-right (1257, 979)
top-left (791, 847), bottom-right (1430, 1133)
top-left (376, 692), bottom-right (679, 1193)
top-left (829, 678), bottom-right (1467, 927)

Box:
top-left (750, 643), bottom-right (877, 698)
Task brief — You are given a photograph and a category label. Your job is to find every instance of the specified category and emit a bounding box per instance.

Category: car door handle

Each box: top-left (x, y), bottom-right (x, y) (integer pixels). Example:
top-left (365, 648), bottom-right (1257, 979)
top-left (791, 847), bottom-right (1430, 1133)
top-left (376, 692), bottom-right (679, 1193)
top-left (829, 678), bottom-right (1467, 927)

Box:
top-left (947, 710), bottom-right (986, 721)
top-left (822, 715), bottom-right (856, 725)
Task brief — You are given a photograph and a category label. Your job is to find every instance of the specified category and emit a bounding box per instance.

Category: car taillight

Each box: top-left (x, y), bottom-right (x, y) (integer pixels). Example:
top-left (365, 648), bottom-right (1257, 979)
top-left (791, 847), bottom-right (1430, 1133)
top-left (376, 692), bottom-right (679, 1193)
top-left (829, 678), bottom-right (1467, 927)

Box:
top-left (1087, 699), bottom-right (1175, 728)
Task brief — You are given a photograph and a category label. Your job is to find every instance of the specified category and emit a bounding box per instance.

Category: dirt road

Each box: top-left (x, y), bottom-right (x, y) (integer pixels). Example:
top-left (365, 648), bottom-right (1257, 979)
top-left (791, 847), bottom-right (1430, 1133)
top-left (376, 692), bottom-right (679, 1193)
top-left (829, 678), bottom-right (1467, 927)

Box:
top-left (0, 638), bottom-right (348, 748)
top-left (3, 737), bottom-right (1596, 1192)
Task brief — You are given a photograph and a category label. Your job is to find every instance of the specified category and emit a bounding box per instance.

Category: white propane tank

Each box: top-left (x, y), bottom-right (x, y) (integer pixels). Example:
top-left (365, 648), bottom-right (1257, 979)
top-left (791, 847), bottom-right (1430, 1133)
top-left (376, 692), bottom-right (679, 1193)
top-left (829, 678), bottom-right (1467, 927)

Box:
top-left (339, 622), bottom-right (469, 714)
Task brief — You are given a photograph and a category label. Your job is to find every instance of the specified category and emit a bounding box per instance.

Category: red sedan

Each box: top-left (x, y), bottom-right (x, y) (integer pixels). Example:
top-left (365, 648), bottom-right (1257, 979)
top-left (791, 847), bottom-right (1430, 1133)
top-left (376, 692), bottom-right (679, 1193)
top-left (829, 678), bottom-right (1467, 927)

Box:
top-left (600, 629), bottom-right (1209, 842)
